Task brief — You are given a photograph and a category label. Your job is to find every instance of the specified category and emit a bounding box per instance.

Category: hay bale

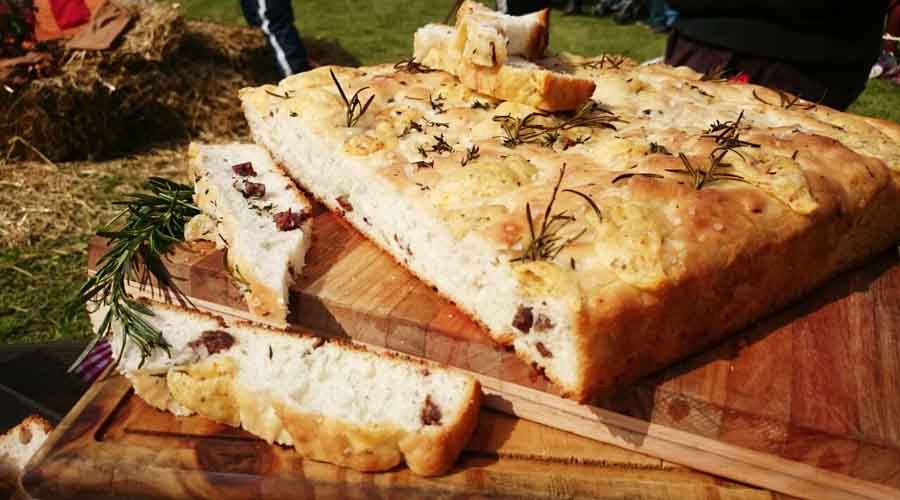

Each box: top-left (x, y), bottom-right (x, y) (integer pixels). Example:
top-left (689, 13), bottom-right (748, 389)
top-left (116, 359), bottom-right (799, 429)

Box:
top-left (1, 4), bottom-right (275, 161)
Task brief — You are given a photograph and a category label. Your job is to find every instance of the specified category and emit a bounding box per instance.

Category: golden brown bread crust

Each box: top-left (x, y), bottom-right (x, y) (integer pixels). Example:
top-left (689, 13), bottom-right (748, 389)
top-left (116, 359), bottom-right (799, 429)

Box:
top-left (451, 59), bottom-right (596, 112)
top-left (416, 22), bottom-right (595, 111)
top-left (122, 301), bottom-right (481, 474)
top-left (241, 63), bottom-right (900, 402)
top-left (275, 378), bottom-right (481, 476)
top-left (455, 1), bottom-right (549, 61)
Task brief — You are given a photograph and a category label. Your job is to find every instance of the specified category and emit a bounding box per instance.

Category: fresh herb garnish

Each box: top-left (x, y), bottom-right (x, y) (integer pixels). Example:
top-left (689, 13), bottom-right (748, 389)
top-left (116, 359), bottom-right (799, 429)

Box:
top-left (429, 134), bottom-right (453, 154)
top-left (512, 165), bottom-right (602, 263)
top-left (461, 145), bottom-right (480, 166)
top-left (399, 121), bottom-right (424, 138)
top-left (429, 94), bottom-right (446, 114)
top-left (419, 134), bottom-right (453, 158)
top-left (563, 135), bottom-right (591, 150)
top-left (265, 89), bottom-right (292, 99)
top-left (666, 152), bottom-right (749, 190)
top-left (330, 69), bottom-right (375, 127)
top-left (471, 100), bottom-right (494, 110)
top-left (578, 54), bottom-right (628, 70)
top-left (393, 58), bottom-right (435, 74)
top-left (611, 172), bottom-right (665, 184)
top-left (699, 63), bottom-right (732, 82)
top-left (423, 118), bottom-right (449, 128)
top-left (494, 101), bottom-right (620, 149)
top-left (68, 177), bottom-right (201, 371)
top-left (752, 89), bottom-right (818, 110)
top-left (649, 142), bottom-right (671, 155)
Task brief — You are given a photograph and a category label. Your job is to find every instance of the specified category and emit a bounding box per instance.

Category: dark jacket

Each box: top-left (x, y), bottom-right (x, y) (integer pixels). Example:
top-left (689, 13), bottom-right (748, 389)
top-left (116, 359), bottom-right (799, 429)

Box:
top-left (668, 1), bottom-right (888, 65)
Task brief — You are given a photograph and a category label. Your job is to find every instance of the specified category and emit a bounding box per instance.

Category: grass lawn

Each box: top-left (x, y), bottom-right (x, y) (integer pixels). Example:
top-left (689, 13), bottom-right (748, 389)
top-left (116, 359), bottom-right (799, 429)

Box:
top-left (1, 1), bottom-right (898, 345)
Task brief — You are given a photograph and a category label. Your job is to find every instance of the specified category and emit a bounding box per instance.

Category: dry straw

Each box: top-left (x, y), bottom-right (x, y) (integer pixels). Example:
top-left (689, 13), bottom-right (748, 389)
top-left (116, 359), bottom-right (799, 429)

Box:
top-left (1, 3), bottom-right (277, 161)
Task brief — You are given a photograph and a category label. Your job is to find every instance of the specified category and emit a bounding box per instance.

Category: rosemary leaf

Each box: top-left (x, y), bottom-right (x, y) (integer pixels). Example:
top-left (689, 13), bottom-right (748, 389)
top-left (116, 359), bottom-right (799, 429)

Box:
top-left (67, 177), bottom-right (200, 371)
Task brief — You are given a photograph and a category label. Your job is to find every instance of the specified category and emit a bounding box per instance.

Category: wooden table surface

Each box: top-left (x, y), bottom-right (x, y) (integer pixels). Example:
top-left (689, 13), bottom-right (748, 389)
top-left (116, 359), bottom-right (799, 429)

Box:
top-left (23, 207), bottom-right (900, 499)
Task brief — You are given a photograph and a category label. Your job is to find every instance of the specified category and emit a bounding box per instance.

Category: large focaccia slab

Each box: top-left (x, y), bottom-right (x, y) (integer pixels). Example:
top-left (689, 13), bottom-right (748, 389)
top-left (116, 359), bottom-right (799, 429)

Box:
top-left (240, 62), bottom-right (900, 401)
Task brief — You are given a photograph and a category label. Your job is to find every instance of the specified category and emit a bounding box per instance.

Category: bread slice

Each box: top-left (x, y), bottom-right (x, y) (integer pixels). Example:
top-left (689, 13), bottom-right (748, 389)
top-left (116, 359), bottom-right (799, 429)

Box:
top-left (96, 301), bottom-right (481, 476)
top-left (414, 23), bottom-right (594, 111)
top-left (241, 63), bottom-right (900, 402)
top-left (185, 143), bottom-right (313, 325)
top-left (453, 0), bottom-right (549, 66)
top-left (1, 415), bottom-right (53, 500)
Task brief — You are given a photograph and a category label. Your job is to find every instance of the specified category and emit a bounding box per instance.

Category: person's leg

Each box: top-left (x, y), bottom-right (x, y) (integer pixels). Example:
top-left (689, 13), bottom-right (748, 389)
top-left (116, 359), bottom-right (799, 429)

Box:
top-left (884, 0), bottom-right (900, 54)
top-left (241, 0), bottom-right (309, 76)
top-left (664, 31), bottom-right (732, 73)
top-left (666, 31), bottom-right (868, 110)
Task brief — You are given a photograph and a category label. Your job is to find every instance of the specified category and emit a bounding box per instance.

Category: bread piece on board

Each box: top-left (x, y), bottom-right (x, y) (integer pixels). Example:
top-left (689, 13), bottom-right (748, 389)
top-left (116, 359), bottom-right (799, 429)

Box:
top-left (414, 23), bottom-right (595, 111)
top-left (1, 415), bottom-right (53, 500)
top-left (241, 63), bottom-right (900, 402)
top-left (93, 301), bottom-right (481, 477)
top-left (185, 143), bottom-right (313, 325)
top-left (453, 0), bottom-right (549, 66)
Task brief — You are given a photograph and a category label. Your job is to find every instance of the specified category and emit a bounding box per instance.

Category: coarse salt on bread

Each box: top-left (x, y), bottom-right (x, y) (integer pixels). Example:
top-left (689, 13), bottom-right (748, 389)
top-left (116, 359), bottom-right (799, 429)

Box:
top-left (185, 143), bottom-right (313, 325)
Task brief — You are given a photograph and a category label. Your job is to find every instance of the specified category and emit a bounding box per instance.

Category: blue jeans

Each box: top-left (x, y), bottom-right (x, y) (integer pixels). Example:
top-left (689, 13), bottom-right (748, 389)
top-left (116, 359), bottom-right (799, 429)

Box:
top-left (240, 0), bottom-right (309, 76)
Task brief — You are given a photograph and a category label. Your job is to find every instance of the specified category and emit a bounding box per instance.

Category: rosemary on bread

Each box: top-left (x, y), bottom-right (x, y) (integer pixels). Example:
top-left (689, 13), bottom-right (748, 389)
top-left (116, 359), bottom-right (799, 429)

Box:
top-left (68, 177), bottom-right (200, 371)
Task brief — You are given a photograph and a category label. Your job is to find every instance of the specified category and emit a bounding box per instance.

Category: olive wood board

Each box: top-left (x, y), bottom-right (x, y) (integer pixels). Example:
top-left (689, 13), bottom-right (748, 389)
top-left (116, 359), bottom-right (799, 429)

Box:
top-left (66, 208), bottom-right (900, 499)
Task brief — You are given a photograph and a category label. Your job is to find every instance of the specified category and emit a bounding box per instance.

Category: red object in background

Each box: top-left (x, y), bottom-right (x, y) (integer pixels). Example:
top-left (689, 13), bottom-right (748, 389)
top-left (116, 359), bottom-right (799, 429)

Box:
top-left (48, 0), bottom-right (89, 29)
top-left (729, 72), bottom-right (750, 84)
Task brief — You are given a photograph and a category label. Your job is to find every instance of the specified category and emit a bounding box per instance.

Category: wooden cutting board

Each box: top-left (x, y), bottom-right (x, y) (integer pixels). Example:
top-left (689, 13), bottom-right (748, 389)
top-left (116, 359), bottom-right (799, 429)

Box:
top-left (23, 374), bottom-right (784, 499)
top-left (34, 207), bottom-right (900, 499)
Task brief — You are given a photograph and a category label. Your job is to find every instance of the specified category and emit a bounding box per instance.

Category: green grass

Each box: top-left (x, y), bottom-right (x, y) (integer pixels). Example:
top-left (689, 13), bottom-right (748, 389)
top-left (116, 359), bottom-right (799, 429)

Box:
top-left (0, 239), bottom-right (90, 344)
top-left (2, 1), bottom-right (898, 346)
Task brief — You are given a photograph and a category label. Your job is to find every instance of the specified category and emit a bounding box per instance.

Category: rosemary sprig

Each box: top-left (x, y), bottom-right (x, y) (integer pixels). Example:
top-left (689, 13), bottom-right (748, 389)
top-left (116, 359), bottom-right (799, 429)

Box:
top-left (393, 57), bottom-right (435, 74)
top-left (330, 69), bottom-right (375, 127)
top-left (751, 88), bottom-right (818, 110)
top-left (611, 172), bottom-right (665, 184)
top-left (512, 165), bottom-right (602, 263)
top-left (265, 89), bottom-right (292, 99)
top-left (461, 145), bottom-right (480, 166)
top-left (666, 151), bottom-right (749, 190)
top-left (68, 177), bottom-right (201, 371)
top-left (429, 94), bottom-right (446, 114)
top-left (699, 63), bottom-right (732, 82)
top-left (578, 54), bottom-right (628, 70)
top-left (493, 101), bottom-right (619, 149)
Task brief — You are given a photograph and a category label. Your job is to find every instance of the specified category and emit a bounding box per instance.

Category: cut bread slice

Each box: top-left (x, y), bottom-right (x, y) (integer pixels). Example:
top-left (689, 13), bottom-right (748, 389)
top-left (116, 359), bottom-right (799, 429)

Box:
top-left (95, 301), bottom-right (481, 477)
top-left (185, 143), bottom-right (313, 325)
top-left (414, 23), bottom-right (594, 111)
top-left (1, 415), bottom-right (53, 500)
top-left (453, 0), bottom-right (549, 66)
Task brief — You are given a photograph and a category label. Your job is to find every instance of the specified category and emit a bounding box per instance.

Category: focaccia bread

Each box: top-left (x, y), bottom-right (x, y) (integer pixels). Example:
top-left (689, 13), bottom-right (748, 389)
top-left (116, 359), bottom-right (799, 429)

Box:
top-left (94, 301), bottom-right (481, 477)
top-left (185, 143), bottom-right (313, 324)
top-left (414, 20), bottom-right (595, 111)
top-left (453, 0), bottom-right (549, 65)
top-left (240, 61), bottom-right (900, 401)
top-left (1, 415), bottom-right (53, 500)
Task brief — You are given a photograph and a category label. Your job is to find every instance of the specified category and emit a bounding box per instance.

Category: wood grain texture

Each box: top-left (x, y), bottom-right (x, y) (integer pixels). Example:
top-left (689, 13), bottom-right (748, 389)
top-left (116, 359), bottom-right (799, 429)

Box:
top-left (65, 208), bottom-right (900, 499)
top-left (24, 375), bottom-right (780, 500)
